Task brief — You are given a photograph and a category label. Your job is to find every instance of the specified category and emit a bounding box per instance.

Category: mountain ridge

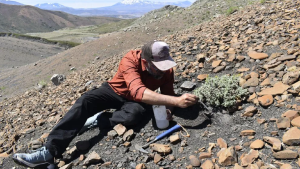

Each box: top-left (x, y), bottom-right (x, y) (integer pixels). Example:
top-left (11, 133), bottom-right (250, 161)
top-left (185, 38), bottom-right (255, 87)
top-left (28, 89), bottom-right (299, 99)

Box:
top-left (0, 3), bottom-right (123, 33)
top-left (33, 0), bottom-right (192, 17)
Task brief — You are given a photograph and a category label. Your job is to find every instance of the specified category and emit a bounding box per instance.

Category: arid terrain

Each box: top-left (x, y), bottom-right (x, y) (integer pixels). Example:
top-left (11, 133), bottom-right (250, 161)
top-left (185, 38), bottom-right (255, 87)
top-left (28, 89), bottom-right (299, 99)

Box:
top-left (1, 0), bottom-right (300, 169)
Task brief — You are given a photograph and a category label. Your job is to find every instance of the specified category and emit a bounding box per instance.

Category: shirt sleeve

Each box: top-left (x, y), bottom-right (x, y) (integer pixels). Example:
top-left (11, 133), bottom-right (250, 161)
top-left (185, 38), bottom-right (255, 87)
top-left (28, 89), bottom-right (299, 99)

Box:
top-left (119, 51), bottom-right (146, 102)
top-left (160, 69), bottom-right (176, 96)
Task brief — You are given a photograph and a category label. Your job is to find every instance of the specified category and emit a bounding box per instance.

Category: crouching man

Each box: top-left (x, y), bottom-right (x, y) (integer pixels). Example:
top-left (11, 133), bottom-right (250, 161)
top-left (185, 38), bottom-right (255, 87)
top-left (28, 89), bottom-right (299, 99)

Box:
top-left (13, 41), bottom-right (199, 168)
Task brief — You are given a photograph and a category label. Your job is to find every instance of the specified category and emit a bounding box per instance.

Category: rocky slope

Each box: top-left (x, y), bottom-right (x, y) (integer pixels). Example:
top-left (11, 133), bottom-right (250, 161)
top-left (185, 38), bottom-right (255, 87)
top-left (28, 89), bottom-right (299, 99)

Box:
top-left (1, 0), bottom-right (300, 169)
top-left (0, 0), bottom-right (262, 102)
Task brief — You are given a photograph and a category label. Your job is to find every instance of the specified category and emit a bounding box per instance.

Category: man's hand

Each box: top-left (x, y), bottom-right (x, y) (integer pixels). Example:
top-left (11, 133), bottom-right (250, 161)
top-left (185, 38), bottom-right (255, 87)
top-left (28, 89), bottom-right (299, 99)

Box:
top-left (176, 93), bottom-right (199, 108)
top-left (166, 109), bottom-right (173, 121)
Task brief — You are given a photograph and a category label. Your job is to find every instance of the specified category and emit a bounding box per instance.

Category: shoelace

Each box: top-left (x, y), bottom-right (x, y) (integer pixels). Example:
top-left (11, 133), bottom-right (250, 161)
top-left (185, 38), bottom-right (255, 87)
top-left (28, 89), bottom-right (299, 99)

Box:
top-left (26, 147), bottom-right (47, 161)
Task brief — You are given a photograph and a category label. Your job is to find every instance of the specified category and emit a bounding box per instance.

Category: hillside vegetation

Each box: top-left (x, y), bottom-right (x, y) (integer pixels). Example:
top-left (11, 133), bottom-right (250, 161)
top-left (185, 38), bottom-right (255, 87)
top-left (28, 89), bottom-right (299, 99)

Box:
top-left (0, 3), bottom-right (123, 34)
top-left (27, 19), bottom-right (136, 43)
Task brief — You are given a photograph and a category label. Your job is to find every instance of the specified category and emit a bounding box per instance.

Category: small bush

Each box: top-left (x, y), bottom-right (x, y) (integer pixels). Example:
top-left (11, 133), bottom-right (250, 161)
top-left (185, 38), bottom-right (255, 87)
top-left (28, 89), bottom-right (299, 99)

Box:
top-left (0, 86), bottom-right (6, 91)
top-left (38, 80), bottom-right (47, 88)
top-left (226, 6), bottom-right (238, 15)
top-left (193, 75), bottom-right (248, 108)
top-left (260, 0), bottom-right (266, 4)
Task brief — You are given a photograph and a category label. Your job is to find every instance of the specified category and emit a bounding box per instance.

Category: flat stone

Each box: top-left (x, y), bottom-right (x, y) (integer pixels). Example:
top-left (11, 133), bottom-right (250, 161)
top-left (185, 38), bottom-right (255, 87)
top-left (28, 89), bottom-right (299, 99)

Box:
top-left (282, 72), bottom-right (300, 85)
top-left (237, 67), bottom-right (250, 72)
top-left (241, 150), bottom-right (259, 166)
top-left (154, 153), bottom-right (162, 164)
top-left (273, 64), bottom-right (285, 72)
top-left (180, 81), bottom-right (196, 90)
top-left (169, 134), bottom-right (180, 143)
top-left (291, 116), bottom-right (300, 127)
top-left (150, 143), bottom-right (172, 154)
top-left (247, 93), bottom-right (257, 103)
top-left (213, 66), bottom-right (225, 73)
top-left (243, 77), bottom-right (259, 88)
top-left (189, 155), bottom-right (201, 167)
top-left (201, 160), bottom-right (214, 169)
top-left (256, 118), bottom-right (266, 124)
top-left (280, 164), bottom-right (292, 169)
top-left (258, 95), bottom-right (273, 107)
top-left (250, 140), bottom-right (264, 149)
top-left (243, 106), bottom-right (257, 117)
top-left (281, 110), bottom-right (299, 120)
top-left (217, 138), bottom-right (227, 148)
top-left (273, 150), bottom-right (298, 159)
top-left (240, 78), bottom-right (246, 87)
top-left (292, 81), bottom-right (300, 92)
top-left (277, 55), bottom-right (296, 61)
top-left (237, 55), bottom-right (245, 62)
top-left (282, 127), bottom-right (300, 146)
top-left (136, 163), bottom-right (146, 169)
top-left (227, 54), bottom-right (236, 62)
top-left (199, 152), bottom-right (212, 160)
top-left (212, 60), bottom-right (222, 68)
top-left (263, 61), bottom-right (281, 70)
top-left (0, 152), bottom-right (9, 158)
top-left (197, 74), bottom-right (208, 81)
top-left (113, 124), bottom-right (127, 136)
top-left (248, 51), bottom-right (268, 60)
top-left (258, 82), bottom-right (290, 96)
top-left (123, 129), bottom-right (134, 141)
top-left (240, 130), bottom-right (256, 136)
top-left (276, 117), bottom-right (291, 129)
top-left (107, 130), bottom-right (118, 139)
top-left (83, 151), bottom-right (101, 166)
top-left (263, 137), bottom-right (282, 151)
top-left (218, 147), bottom-right (237, 166)
top-left (234, 163), bottom-right (244, 169)
top-left (250, 72), bottom-right (259, 78)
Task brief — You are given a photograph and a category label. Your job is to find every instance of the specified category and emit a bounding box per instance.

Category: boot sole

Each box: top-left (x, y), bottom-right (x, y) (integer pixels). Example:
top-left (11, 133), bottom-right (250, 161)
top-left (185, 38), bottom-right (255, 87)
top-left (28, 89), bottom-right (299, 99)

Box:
top-left (13, 155), bottom-right (53, 168)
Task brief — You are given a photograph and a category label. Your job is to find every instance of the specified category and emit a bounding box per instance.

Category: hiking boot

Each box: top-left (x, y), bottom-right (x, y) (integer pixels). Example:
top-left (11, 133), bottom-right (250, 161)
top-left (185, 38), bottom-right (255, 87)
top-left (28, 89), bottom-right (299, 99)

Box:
top-left (13, 146), bottom-right (54, 168)
top-left (78, 111), bottom-right (103, 135)
top-left (28, 146), bottom-right (45, 153)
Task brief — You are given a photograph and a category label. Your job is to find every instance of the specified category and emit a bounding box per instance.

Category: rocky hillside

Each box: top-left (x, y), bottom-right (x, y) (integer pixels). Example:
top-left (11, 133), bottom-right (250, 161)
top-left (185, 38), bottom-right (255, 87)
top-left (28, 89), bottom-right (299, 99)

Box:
top-left (0, 3), bottom-right (123, 33)
top-left (0, 0), bottom-right (262, 102)
top-left (1, 0), bottom-right (300, 168)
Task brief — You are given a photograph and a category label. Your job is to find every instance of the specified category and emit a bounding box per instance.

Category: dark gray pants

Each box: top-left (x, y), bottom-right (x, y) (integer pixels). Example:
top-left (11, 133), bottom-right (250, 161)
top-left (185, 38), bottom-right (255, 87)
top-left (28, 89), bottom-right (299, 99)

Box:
top-left (46, 82), bottom-right (146, 157)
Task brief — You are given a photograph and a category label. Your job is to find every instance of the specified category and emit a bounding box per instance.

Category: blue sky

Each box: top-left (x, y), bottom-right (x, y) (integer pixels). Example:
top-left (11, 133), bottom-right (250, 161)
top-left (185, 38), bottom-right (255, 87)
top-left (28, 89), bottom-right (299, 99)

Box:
top-left (15, 0), bottom-right (196, 8)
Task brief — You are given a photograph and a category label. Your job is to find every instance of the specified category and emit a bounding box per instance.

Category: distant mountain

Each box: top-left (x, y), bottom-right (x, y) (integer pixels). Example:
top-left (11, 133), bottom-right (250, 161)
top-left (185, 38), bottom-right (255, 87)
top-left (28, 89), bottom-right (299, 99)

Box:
top-left (32, 0), bottom-right (192, 17)
top-left (99, 0), bottom-right (192, 16)
top-left (34, 3), bottom-right (69, 10)
top-left (0, 3), bottom-right (123, 33)
top-left (0, 0), bottom-right (23, 5)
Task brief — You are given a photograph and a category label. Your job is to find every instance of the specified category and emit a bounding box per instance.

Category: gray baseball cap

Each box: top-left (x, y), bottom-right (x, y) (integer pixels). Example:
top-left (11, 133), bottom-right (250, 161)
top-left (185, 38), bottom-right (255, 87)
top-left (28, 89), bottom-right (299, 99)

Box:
top-left (151, 41), bottom-right (177, 71)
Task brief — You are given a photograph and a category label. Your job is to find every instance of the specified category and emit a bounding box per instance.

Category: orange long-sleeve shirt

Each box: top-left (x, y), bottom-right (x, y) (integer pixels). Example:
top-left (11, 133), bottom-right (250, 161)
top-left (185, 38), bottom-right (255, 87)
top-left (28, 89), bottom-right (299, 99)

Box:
top-left (108, 50), bottom-right (175, 102)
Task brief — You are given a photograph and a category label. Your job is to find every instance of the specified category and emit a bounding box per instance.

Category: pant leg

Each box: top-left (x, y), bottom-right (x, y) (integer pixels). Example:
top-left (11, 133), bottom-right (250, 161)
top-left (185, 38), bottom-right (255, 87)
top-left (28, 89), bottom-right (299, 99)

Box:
top-left (109, 101), bottom-right (148, 127)
top-left (46, 82), bottom-right (125, 157)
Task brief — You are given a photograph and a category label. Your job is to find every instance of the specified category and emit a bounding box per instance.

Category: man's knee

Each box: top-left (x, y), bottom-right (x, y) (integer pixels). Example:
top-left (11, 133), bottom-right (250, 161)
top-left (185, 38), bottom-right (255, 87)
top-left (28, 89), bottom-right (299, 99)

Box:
top-left (122, 102), bottom-right (146, 126)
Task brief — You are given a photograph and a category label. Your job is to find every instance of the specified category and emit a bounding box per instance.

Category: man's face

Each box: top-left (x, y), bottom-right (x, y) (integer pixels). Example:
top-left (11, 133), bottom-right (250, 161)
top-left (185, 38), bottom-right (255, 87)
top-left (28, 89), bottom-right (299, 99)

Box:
top-left (145, 61), bottom-right (166, 79)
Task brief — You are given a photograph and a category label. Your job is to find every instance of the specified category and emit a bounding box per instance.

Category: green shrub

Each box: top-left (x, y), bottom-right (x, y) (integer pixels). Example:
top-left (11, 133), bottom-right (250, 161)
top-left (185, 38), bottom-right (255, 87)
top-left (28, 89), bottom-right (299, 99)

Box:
top-left (226, 6), bottom-right (238, 15)
top-left (260, 0), bottom-right (266, 4)
top-left (0, 86), bottom-right (6, 91)
top-left (38, 80), bottom-right (47, 88)
top-left (193, 75), bottom-right (248, 108)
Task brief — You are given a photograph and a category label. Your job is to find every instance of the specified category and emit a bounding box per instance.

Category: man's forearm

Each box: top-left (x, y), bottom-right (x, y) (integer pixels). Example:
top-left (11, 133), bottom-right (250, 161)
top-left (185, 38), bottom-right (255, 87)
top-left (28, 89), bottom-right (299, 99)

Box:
top-left (141, 88), bottom-right (178, 107)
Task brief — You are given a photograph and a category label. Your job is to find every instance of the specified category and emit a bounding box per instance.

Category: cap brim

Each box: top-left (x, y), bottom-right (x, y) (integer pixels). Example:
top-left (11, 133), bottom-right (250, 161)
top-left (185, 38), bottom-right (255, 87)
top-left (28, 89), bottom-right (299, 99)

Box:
top-left (152, 57), bottom-right (177, 71)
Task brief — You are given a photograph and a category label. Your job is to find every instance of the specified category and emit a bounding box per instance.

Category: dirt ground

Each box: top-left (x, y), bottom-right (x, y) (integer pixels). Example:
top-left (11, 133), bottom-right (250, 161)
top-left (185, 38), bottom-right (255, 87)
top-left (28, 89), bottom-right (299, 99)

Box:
top-left (0, 37), bottom-right (65, 69)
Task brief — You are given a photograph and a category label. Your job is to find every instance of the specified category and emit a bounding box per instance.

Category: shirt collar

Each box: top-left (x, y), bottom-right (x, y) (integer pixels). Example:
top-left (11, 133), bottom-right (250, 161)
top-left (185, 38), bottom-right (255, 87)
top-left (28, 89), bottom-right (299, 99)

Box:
top-left (139, 51), bottom-right (147, 72)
